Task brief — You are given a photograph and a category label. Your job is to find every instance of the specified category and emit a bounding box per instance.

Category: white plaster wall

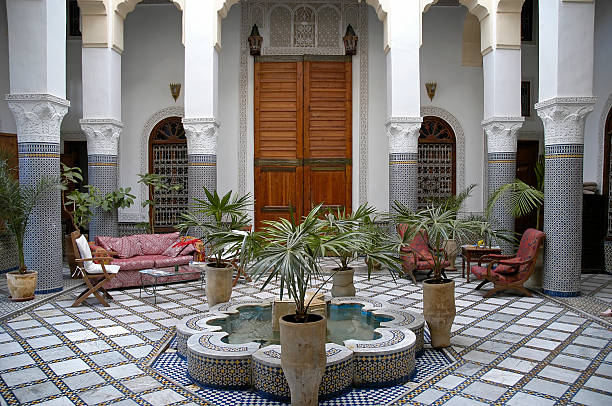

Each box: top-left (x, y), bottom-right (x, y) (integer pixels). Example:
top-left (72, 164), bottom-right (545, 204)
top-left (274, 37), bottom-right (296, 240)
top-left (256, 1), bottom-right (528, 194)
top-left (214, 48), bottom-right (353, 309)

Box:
top-left (519, 36), bottom-right (544, 151)
top-left (0, 0), bottom-right (16, 133)
top-left (120, 4), bottom-right (184, 219)
top-left (420, 5), bottom-right (485, 213)
top-left (217, 4), bottom-right (241, 195)
top-left (584, 0), bottom-right (612, 186)
top-left (367, 6), bottom-right (388, 212)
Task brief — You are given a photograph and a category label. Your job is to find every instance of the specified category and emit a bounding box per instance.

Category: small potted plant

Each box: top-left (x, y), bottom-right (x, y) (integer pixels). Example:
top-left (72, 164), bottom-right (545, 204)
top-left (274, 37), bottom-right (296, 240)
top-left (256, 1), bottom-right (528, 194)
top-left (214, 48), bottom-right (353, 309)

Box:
top-left (177, 188), bottom-right (251, 306)
top-left (393, 203), bottom-right (510, 347)
top-left (0, 155), bottom-right (59, 300)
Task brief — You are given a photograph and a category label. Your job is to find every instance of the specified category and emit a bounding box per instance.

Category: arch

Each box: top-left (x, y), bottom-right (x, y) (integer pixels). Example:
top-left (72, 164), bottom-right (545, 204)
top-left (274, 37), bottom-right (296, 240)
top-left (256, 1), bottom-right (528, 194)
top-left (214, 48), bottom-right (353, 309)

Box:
top-left (114, 0), bottom-right (183, 18)
top-left (602, 102), bottom-right (612, 238)
top-left (139, 106), bottom-right (184, 222)
top-left (462, 12), bottom-right (482, 66)
top-left (420, 106), bottom-right (466, 196)
top-left (598, 93), bottom-right (612, 192)
top-left (148, 116), bottom-right (188, 231)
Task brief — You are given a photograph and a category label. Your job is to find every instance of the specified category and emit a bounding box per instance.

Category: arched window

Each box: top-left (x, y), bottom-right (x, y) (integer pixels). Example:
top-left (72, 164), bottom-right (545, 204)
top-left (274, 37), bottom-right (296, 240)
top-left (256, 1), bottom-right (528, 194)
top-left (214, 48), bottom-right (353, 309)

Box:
top-left (604, 108), bottom-right (612, 238)
top-left (418, 116), bottom-right (456, 208)
top-left (148, 117), bottom-right (188, 231)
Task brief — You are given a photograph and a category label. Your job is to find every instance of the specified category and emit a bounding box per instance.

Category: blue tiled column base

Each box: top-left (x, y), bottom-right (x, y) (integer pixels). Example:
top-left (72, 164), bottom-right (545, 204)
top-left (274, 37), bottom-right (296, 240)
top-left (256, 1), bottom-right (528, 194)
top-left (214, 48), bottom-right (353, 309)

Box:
top-left (18, 143), bottom-right (63, 294)
top-left (543, 144), bottom-right (583, 297)
top-left (488, 152), bottom-right (516, 255)
top-left (88, 155), bottom-right (118, 239)
top-left (188, 155), bottom-right (216, 238)
top-left (389, 153), bottom-right (418, 212)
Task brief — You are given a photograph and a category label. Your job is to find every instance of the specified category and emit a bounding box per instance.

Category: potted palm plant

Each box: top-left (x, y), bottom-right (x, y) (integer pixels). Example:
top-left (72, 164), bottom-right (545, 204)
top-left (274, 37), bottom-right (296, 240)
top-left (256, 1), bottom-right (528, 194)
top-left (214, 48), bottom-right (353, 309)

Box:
top-left (393, 203), bottom-right (510, 347)
top-left (246, 205), bottom-right (361, 406)
top-left (0, 155), bottom-right (59, 300)
top-left (487, 156), bottom-right (544, 288)
top-left (322, 204), bottom-right (401, 296)
top-left (177, 188), bottom-right (251, 306)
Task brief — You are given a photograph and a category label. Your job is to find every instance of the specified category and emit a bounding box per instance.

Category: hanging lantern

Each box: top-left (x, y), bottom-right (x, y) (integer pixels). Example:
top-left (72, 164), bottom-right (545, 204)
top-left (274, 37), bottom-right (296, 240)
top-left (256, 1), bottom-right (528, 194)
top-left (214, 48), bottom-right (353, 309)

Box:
top-left (169, 83), bottom-right (181, 102)
top-left (343, 24), bottom-right (358, 55)
top-left (248, 24), bottom-right (263, 56)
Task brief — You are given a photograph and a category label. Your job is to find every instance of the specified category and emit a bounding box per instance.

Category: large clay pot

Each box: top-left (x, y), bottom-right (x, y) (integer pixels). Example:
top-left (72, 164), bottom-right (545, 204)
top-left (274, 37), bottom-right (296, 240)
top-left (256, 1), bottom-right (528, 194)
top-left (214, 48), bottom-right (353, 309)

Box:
top-left (6, 270), bottom-right (37, 301)
top-left (444, 239), bottom-right (458, 270)
top-left (422, 278), bottom-right (455, 348)
top-left (279, 313), bottom-right (326, 406)
top-left (524, 246), bottom-right (544, 291)
top-left (204, 263), bottom-right (233, 306)
top-left (331, 268), bottom-right (356, 297)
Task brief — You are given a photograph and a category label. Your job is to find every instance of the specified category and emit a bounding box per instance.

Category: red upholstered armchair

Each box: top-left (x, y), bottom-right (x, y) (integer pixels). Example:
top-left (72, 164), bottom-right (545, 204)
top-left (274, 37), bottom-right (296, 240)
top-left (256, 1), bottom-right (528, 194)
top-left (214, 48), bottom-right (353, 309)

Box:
top-left (471, 228), bottom-right (545, 298)
top-left (397, 225), bottom-right (450, 284)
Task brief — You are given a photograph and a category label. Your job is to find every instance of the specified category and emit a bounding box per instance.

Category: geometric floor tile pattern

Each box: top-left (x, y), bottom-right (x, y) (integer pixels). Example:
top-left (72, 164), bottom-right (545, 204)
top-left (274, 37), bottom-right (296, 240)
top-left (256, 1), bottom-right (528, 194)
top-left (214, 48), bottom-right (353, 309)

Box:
top-left (0, 269), bottom-right (610, 405)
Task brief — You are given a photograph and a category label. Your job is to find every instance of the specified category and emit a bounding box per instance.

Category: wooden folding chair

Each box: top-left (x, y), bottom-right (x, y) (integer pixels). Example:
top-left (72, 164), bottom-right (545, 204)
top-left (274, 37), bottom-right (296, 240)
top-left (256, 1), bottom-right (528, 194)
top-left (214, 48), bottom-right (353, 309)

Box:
top-left (71, 230), bottom-right (120, 307)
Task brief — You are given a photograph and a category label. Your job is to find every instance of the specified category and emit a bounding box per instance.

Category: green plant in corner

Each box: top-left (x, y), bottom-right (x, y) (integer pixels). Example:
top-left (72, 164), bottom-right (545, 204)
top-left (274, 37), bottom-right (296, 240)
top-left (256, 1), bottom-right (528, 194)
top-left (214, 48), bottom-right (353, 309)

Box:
top-left (138, 173), bottom-right (182, 234)
top-left (0, 154), bottom-right (60, 274)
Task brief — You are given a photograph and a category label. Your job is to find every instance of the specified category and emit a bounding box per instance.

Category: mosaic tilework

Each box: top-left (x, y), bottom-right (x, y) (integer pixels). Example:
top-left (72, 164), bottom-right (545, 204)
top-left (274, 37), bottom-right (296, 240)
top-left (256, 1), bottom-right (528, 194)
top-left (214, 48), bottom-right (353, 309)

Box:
top-left (390, 153), bottom-right (418, 212)
top-left (605, 241), bottom-right (612, 274)
top-left (188, 154), bottom-right (216, 237)
top-left (488, 152), bottom-right (517, 255)
top-left (88, 154), bottom-right (119, 239)
top-left (0, 232), bottom-right (19, 274)
top-left (18, 143), bottom-right (62, 294)
top-left (117, 222), bottom-right (149, 236)
top-left (543, 144), bottom-right (584, 297)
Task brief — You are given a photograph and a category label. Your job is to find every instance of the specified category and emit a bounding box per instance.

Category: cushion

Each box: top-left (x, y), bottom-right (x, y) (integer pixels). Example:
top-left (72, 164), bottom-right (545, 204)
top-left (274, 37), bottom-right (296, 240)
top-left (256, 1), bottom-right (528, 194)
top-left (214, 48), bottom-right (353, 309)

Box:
top-left (153, 255), bottom-right (193, 268)
top-left (75, 235), bottom-right (94, 271)
top-left (110, 256), bottom-right (157, 271)
top-left (138, 232), bottom-right (179, 256)
top-left (85, 264), bottom-right (120, 275)
top-left (96, 235), bottom-right (142, 259)
top-left (179, 244), bottom-right (196, 256)
top-left (162, 238), bottom-right (185, 257)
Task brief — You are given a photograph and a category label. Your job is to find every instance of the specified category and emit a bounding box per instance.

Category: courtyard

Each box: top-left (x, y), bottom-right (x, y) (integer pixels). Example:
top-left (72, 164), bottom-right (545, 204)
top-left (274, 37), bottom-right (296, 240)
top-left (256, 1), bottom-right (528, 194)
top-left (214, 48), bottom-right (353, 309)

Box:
top-left (0, 269), bottom-right (610, 406)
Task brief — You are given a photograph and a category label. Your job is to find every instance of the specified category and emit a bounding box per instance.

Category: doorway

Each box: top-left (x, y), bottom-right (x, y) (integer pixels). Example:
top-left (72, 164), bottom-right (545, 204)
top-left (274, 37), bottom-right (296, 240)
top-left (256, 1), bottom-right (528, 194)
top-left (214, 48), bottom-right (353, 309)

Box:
top-left (254, 56), bottom-right (352, 228)
top-left (515, 140), bottom-right (540, 234)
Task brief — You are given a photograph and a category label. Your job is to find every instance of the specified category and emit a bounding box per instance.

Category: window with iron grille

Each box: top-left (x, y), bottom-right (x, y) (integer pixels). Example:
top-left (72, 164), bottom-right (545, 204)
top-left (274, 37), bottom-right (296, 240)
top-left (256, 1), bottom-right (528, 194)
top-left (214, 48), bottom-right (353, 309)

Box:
top-left (148, 117), bottom-right (188, 231)
top-left (417, 116), bottom-right (456, 208)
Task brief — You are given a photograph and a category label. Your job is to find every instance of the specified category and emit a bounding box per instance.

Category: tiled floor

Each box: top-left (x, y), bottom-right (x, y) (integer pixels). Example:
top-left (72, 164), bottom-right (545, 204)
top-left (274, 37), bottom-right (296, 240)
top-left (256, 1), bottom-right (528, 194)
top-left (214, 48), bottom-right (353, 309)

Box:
top-left (0, 269), bottom-right (610, 406)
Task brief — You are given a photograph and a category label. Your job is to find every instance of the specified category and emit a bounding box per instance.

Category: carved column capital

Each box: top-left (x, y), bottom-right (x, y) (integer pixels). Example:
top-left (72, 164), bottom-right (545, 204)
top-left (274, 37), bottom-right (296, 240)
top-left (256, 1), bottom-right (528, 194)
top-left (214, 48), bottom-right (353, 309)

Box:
top-left (182, 118), bottom-right (219, 155)
top-left (535, 97), bottom-right (596, 145)
top-left (385, 117), bottom-right (423, 154)
top-left (482, 117), bottom-right (524, 153)
top-left (80, 118), bottom-right (123, 156)
top-left (5, 94), bottom-right (70, 144)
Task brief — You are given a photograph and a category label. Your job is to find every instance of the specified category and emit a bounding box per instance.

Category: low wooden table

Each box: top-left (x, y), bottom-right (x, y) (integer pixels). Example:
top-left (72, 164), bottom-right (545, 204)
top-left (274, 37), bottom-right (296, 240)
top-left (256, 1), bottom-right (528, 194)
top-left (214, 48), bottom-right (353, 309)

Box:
top-left (461, 245), bottom-right (502, 282)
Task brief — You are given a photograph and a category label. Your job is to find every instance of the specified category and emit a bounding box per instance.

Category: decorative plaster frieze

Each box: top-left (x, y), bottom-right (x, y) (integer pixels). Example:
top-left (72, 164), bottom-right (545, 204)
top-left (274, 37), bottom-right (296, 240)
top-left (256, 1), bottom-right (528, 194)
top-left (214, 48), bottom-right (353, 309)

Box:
top-left (80, 118), bottom-right (123, 156)
top-left (481, 117), bottom-right (524, 153)
top-left (386, 117), bottom-right (423, 154)
top-left (5, 94), bottom-right (70, 144)
top-left (536, 97), bottom-right (596, 146)
top-left (182, 118), bottom-right (219, 156)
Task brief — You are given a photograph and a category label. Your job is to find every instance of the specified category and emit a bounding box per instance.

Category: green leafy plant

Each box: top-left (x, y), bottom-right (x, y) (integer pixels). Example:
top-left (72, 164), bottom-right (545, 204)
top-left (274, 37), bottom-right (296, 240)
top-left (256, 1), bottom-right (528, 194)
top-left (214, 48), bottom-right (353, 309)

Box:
top-left (138, 173), bottom-right (182, 234)
top-left (0, 154), bottom-right (60, 274)
top-left (487, 156), bottom-right (544, 230)
top-left (176, 188), bottom-right (252, 267)
top-left (393, 203), bottom-right (514, 282)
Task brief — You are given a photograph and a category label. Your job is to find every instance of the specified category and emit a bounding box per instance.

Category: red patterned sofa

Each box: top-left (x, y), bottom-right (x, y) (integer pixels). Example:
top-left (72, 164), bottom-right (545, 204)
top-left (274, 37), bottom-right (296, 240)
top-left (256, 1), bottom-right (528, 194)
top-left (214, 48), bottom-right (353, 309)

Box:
top-left (91, 232), bottom-right (200, 289)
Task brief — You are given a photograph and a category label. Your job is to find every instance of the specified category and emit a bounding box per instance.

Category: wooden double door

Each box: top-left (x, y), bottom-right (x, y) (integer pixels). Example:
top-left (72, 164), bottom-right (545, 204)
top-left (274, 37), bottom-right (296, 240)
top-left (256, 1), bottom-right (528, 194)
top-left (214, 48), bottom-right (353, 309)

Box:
top-left (254, 56), bottom-right (352, 228)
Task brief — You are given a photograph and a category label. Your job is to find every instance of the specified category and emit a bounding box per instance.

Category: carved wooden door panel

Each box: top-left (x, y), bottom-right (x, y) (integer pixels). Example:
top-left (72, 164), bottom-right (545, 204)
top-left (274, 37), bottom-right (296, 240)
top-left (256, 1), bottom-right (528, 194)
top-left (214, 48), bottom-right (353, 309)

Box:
top-left (254, 57), bottom-right (351, 228)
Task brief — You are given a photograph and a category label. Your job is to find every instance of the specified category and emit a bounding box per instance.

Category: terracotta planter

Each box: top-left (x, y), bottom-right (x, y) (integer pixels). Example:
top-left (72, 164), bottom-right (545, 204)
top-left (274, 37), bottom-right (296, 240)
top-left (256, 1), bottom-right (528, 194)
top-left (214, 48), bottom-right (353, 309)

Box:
top-left (279, 313), bottom-right (327, 406)
top-left (524, 245), bottom-right (544, 291)
top-left (444, 239), bottom-right (458, 270)
top-left (204, 263), bottom-right (233, 306)
top-left (331, 267), bottom-right (356, 297)
top-left (6, 270), bottom-right (37, 301)
top-left (422, 278), bottom-right (455, 348)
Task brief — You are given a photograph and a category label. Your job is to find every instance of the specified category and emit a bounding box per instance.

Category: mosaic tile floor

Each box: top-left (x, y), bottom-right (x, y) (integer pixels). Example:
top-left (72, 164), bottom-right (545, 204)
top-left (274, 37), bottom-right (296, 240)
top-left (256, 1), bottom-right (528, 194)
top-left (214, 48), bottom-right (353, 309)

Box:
top-left (0, 269), bottom-right (610, 406)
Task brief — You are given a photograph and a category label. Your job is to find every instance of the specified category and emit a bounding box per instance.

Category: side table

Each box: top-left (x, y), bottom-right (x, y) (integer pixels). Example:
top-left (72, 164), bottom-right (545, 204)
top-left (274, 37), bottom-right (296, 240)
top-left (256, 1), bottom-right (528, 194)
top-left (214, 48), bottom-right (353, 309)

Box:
top-left (461, 245), bottom-right (502, 282)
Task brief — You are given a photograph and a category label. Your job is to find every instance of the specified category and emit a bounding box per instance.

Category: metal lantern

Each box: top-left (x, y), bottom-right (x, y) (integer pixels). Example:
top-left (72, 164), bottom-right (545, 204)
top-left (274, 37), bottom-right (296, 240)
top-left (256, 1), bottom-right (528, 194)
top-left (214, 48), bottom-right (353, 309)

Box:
top-left (343, 24), bottom-right (358, 55)
top-left (248, 24), bottom-right (263, 56)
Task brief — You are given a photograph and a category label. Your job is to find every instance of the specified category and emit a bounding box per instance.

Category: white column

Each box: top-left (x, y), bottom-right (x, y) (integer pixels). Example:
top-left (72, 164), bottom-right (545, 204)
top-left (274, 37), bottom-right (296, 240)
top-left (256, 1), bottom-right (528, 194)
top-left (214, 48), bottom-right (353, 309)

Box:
top-left (80, 47), bottom-right (123, 239)
top-left (183, 0), bottom-right (219, 225)
top-left (5, 0), bottom-right (69, 293)
top-left (386, 0), bottom-right (422, 212)
top-left (536, 0), bottom-right (596, 297)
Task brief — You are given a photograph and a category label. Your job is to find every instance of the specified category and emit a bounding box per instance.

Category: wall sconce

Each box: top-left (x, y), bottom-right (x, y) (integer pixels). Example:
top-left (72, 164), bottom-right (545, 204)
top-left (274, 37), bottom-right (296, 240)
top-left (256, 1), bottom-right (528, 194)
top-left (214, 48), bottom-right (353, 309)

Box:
top-left (425, 82), bottom-right (437, 101)
top-left (343, 24), bottom-right (358, 55)
top-left (170, 83), bottom-right (181, 102)
top-left (248, 24), bottom-right (263, 56)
